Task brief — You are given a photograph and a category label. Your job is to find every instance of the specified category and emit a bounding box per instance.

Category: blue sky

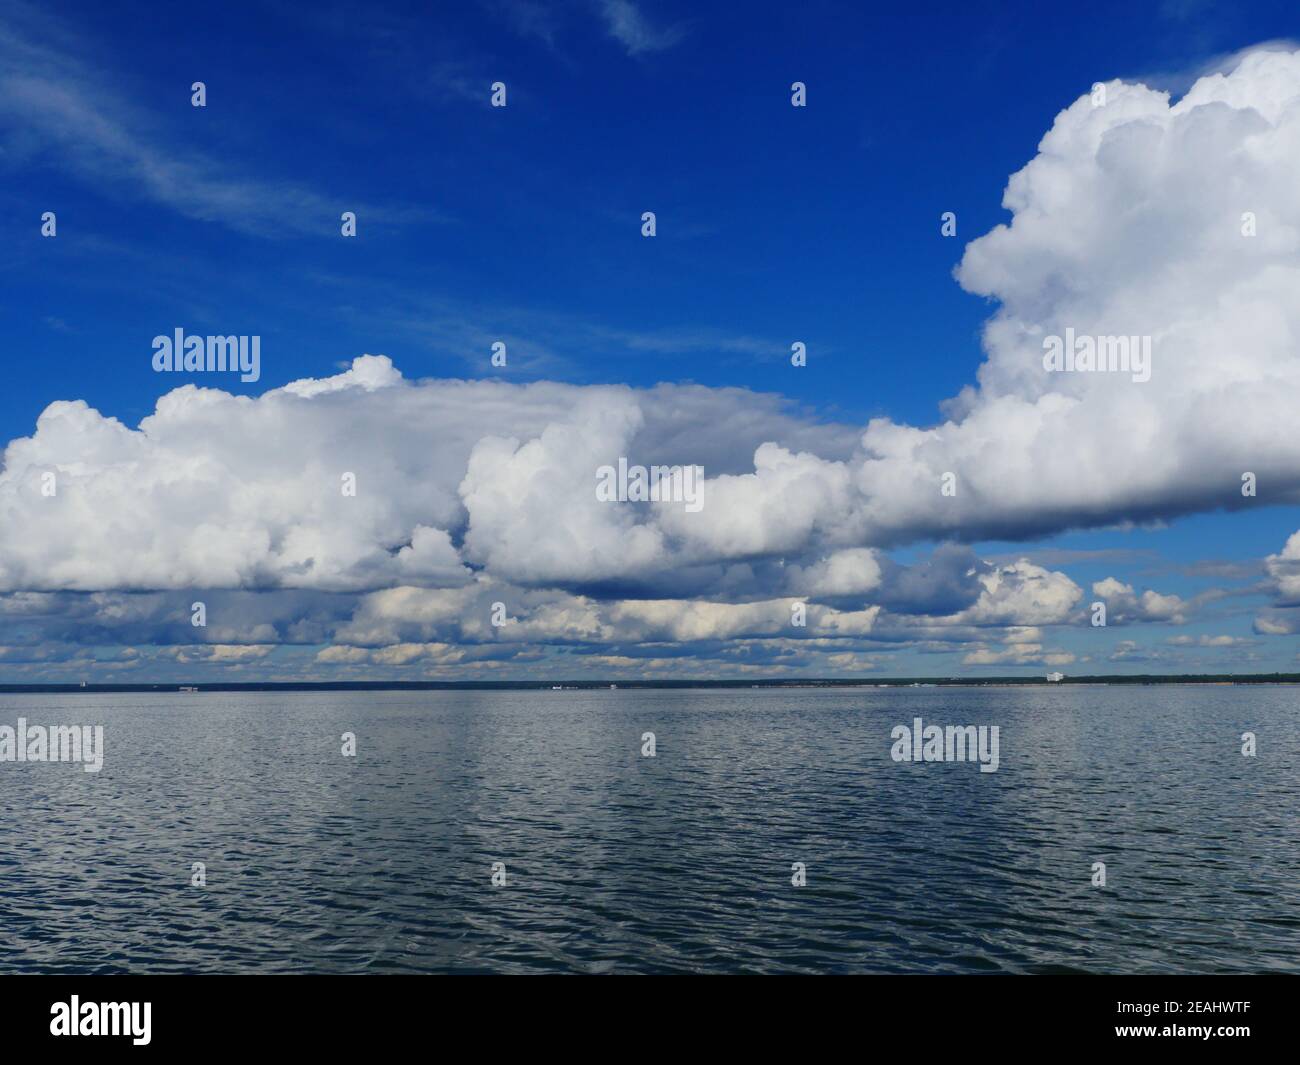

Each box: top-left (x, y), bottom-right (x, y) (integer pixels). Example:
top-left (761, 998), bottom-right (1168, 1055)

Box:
top-left (2, 0), bottom-right (1300, 680)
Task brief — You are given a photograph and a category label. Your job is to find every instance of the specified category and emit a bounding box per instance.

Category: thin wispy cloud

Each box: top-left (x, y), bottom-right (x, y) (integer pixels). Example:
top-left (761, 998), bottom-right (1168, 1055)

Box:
top-left (595, 0), bottom-right (687, 55)
top-left (0, 1), bottom-right (438, 235)
top-left (486, 0), bottom-right (562, 48)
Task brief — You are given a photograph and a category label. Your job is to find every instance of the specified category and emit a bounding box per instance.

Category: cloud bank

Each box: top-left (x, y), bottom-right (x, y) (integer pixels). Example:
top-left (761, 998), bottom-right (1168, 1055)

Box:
top-left (6, 47), bottom-right (1300, 674)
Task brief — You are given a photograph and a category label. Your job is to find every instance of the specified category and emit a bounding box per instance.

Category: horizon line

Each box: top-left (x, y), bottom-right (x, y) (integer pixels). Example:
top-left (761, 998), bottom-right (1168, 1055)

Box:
top-left (2, 672), bottom-right (1299, 693)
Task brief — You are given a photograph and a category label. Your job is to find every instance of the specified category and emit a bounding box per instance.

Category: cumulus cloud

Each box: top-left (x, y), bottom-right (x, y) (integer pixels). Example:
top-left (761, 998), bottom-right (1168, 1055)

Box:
top-left (1264, 530), bottom-right (1300, 602)
top-left (170, 644), bottom-right (273, 663)
top-left (793, 548), bottom-right (883, 599)
top-left (1253, 531), bottom-right (1300, 633)
top-left (1092, 577), bottom-right (1189, 624)
top-left (921, 51), bottom-right (1300, 541)
top-left (0, 357), bottom-right (873, 596)
top-left (957, 561), bottom-right (1083, 626)
top-left (324, 578), bottom-right (883, 649)
top-left (962, 644), bottom-right (1075, 667)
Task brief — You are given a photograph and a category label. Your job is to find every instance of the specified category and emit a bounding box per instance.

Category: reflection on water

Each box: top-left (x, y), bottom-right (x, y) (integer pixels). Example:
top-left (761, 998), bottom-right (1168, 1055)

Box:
top-left (0, 686), bottom-right (1296, 973)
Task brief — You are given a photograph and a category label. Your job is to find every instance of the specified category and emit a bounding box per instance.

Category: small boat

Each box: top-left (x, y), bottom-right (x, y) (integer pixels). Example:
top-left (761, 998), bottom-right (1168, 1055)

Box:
top-left (179, 686), bottom-right (199, 693)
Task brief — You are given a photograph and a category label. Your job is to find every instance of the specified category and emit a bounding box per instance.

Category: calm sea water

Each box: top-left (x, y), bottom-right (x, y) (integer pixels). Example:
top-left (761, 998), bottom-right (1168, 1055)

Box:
top-left (0, 686), bottom-right (1296, 974)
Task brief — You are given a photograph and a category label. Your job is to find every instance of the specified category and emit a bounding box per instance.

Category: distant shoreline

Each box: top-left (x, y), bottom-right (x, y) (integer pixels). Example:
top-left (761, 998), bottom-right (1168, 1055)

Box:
top-left (2, 674), bottom-right (1299, 693)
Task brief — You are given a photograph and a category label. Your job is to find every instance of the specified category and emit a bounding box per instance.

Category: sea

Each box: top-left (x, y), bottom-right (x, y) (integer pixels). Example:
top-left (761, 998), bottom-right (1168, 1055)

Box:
top-left (0, 685), bottom-right (1296, 974)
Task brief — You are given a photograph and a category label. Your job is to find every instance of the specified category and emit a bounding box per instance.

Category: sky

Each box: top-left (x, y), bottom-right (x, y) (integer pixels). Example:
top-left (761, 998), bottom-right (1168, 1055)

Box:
top-left (2, 0), bottom-right (1300, 681)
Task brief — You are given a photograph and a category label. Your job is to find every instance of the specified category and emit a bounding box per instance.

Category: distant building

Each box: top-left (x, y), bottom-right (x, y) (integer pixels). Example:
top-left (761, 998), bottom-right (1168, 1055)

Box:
top-left (1046, 672), bottom-right (1065, 683)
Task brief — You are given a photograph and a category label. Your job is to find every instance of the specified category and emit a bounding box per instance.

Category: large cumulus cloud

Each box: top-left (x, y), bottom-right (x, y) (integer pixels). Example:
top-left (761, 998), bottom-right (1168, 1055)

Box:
top-left (0, 359), bottom-right (857, 594)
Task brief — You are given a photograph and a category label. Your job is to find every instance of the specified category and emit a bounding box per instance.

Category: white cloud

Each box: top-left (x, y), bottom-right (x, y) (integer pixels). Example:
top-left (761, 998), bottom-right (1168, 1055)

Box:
top-left (1264, 530), bottom-right (1300, 600)
top-left (962, 644), bottom-right (1075, 667)
top-left (0, 2), bottom-right (438, 236)
top-left (797, 548), bottom-right (884, 598)
top-left (595, 0), bottom-right (686, 55)
top-left (1166, 634), bottom-right (1252, 646)
top-left (1092, 577), bottom-right (1189, 624)
top-left (171, 644), bottom-right (273, 663)
top-left (958, 561), bottom-right (1083, 626)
